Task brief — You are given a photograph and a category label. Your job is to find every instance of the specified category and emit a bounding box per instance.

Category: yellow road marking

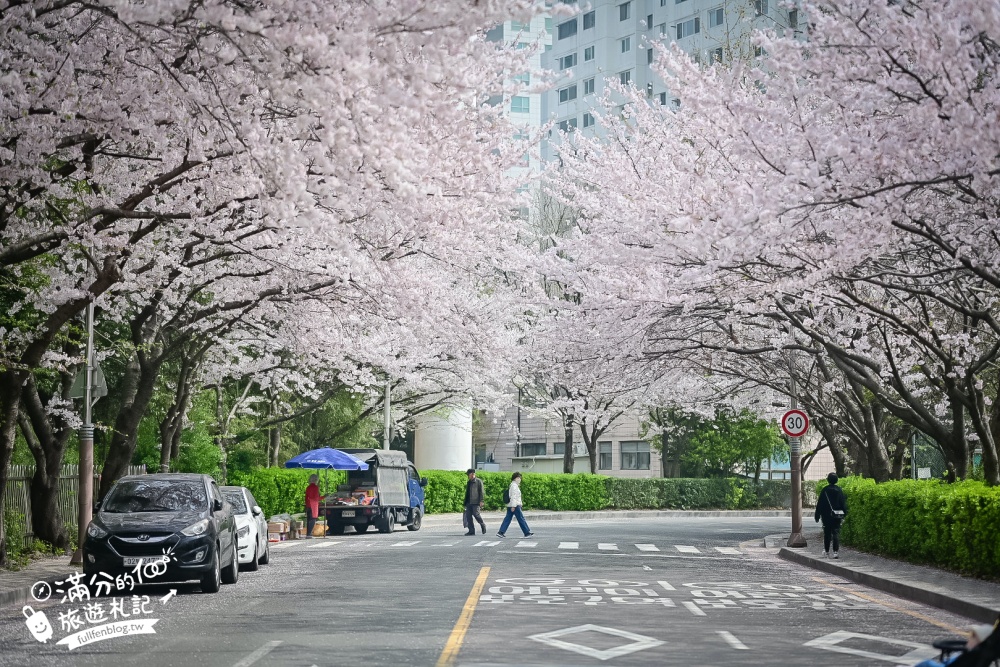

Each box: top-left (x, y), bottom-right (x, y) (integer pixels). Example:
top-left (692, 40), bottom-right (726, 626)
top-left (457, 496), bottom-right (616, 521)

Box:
top-left (436, 566), bottom-right (491, 667)
top-left (811, 576), bottom-right (964, 633)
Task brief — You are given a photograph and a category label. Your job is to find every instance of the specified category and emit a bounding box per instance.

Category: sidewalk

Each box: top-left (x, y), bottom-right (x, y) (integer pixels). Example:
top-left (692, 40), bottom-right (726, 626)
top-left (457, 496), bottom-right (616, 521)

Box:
top-left (775, 530), bottom-right (1000, 624)
top-left (0, 554), bottom-right (80, 609)
top-left (423, 508), bottom-right (790, 526)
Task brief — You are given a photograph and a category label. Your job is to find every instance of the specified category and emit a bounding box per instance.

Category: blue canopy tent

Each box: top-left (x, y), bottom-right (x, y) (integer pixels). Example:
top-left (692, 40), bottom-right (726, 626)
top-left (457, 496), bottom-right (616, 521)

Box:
top-left (285, 448), bottom-right (368, 537)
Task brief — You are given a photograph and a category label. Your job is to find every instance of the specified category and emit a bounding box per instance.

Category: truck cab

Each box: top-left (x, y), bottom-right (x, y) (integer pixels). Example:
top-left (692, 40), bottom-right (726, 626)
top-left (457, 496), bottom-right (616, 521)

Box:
top-left (323, 449), bottom-right (427, 534)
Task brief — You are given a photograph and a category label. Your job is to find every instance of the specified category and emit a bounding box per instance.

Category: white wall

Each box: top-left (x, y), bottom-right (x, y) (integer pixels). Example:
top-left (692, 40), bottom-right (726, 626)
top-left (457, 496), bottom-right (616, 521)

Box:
top-left (413, 405), bottom-right (473, 471)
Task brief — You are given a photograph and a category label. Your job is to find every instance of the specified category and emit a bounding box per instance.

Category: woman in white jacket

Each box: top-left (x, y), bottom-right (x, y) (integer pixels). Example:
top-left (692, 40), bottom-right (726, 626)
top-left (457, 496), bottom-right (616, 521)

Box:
top-left (496, 472), bottom-right (533, 538)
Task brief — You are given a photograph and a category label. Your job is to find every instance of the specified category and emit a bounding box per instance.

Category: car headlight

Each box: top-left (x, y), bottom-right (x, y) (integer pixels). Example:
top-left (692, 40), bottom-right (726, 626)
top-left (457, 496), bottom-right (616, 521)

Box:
top-left (237, 526), bottom-right (250, 538)
top-left (87, 522), bottom-right (107, 539)
top-left (180, 519), bottom-right (210, 537)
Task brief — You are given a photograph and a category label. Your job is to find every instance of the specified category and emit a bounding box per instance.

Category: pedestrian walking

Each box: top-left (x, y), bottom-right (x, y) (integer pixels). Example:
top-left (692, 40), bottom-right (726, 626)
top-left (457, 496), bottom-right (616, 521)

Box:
top-left (463, 468), bottom-right (486, 535)
top-left (496, 472), bottom-right (533, 538)
top-left (304, 474), bottom-right (325, 539)
top-left (815, 472), bottom-right (848, 558)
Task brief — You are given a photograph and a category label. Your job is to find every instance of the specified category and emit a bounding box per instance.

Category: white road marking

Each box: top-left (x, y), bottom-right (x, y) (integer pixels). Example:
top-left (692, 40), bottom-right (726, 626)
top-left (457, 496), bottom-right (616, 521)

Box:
top-left (715, 547), bottom-right (742, 555)
top-left (530, 624), bottom-right (664, 660)
top-left (658, 581), bottom-right (676, 591)
top-left (269, 542), bottom-right (297, 549)
top-left (232, 640), bottom-right (282, 667)
top-left (598, 543), bottom-right (618, 551)
top-left (558, 542), bottom-right (579, 550)
top-left (683, 601), bottom-right (707, 616)
top-left (642, 565), bottom-right (653, 571)
top-left (718, 631), bottom-right (749, 650)
top-left (515, 541), bottom-right (537, 548)
top-left (430, 543), bottom-right (458, 547)
top-left (635, 544), bottom-right (659, 552)
top-left (306, 541), bottom-right (340, 548)
top-left (804, 631), bottom-right (937, 663)
top-left (390, 541), bottom-right (419, 547)
top-left (675, 545), bottom-right (701, 553)
top-left (474, 540), bottom-right (500, 547)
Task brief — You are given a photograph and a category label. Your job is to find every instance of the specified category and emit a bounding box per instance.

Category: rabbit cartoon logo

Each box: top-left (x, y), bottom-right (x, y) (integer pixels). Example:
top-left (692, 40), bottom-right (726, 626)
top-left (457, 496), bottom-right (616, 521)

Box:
top-left (23, 606), bottom-right (53, 643)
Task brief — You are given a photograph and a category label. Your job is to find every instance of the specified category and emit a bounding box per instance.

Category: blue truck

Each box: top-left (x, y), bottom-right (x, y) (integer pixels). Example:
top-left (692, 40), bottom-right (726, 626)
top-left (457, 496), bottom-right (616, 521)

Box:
top-left (322, 449), bottom-right (427, 534)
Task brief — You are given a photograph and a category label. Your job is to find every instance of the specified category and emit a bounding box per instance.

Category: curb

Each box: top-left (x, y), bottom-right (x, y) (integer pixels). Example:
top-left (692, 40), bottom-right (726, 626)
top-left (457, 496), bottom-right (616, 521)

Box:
top-left (778, 547), bottom-right (1000, 624)
top-left (424, 509), bottom-right (791, 524)
top-left (0, 573), bottom-right (63, 610)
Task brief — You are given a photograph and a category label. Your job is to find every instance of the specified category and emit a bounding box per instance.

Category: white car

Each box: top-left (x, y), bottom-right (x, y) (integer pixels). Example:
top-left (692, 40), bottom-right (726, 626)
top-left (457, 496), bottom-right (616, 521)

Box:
top-left (221, 486), bottom-right (269, 570)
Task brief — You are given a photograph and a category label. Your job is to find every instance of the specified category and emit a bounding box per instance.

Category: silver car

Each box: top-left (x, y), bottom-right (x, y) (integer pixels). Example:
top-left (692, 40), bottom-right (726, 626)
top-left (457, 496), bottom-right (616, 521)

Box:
top-left (221, 486), bottom-right (269, 570)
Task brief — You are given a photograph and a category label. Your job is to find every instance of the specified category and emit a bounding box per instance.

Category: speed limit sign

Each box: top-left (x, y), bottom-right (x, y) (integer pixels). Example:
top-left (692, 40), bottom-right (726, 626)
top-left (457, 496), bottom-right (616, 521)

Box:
top-left (781, 409), bottom-right (809, 437)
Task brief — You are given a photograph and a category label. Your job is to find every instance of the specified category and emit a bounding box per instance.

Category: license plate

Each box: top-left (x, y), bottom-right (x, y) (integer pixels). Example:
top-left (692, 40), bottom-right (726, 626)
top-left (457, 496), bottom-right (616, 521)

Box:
top-left (123, 556), bottom-right (168, 567)
top-left (341, 510), bottom-right (355, 518)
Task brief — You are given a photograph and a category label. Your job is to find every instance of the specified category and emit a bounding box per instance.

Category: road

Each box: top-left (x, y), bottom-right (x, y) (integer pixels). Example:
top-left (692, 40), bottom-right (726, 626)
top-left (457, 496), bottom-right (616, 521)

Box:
top-left (0, 516), bottom-right (970, 666)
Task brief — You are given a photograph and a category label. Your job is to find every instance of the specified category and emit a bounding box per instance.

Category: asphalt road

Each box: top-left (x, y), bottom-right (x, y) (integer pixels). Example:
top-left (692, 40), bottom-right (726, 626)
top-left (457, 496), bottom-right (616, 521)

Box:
top-left (0, 516), bottom-right (972, 666)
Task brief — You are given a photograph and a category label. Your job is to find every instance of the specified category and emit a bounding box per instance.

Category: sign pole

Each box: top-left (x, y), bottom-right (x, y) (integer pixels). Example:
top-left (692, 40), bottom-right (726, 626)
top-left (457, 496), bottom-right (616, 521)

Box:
top-left (783, 398), bottom-right (807, 548)
top-left (70, 302), bottom-right (96, 566)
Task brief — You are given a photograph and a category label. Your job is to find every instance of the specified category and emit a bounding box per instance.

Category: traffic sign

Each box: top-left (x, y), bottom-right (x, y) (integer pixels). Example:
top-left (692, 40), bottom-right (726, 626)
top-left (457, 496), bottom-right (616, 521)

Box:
top-left (781, 409), bottom-right (809, 437)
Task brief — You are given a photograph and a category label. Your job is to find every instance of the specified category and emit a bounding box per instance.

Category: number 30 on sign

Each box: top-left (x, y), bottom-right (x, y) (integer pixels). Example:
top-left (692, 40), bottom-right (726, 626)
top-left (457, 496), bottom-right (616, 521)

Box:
top-left (781, 410), bottom-right (809, 437)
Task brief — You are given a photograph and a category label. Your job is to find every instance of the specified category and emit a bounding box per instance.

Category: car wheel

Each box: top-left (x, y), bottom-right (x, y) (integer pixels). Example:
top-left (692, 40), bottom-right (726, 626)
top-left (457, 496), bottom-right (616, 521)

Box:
top-left (246, 542), bottom-right (259, 571)
top-left (201, 548), bottom-right (221, 593)
top-left (354, 524), bottom-right (370, 534)
top-left (259, 539), bottom-right (270, 565)
top-left (378, 512), bottom-right (395, 534)
top-left (407, 509), bottom-right (422, 532)
top-left (221, 542), bottom-right (239, 584)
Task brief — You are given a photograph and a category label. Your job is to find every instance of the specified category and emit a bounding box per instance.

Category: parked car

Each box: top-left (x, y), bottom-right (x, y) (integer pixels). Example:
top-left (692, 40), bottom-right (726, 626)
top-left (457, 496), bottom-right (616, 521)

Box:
top-left (221, 486), bottom-right (269, 571)
top-left (324, 449), bottom-right (427, 534)
top-left (83, 473), bottom-right (239, 593)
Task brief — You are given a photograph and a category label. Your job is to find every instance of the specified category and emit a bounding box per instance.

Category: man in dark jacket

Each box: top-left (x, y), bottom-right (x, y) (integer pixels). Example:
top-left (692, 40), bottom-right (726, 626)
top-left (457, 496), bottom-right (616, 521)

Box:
top-left (464, 469), bottom-right (487, 536)
top-left (815, 472), bottom-right (848, 558)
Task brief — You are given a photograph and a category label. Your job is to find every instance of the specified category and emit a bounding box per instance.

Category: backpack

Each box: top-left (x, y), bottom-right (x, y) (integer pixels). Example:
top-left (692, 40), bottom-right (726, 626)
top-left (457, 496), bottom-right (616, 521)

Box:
top-left (502, 487), bottom-right (511, 504)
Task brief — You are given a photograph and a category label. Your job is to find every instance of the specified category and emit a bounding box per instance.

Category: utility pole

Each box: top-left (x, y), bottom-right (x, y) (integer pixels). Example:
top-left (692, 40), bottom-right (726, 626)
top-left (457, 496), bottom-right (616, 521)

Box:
top-left (70, 302), bottom-right (96, 566)
top-left (383, 381), bottom-right (391, 450)
top-left (786, 366), bottom-right (807, 548)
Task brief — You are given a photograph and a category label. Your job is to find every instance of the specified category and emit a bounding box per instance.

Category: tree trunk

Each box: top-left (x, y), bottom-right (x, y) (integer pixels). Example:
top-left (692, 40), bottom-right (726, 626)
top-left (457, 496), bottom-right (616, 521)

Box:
top-left (0, 370), bottom-right (27, 566)
top-left (269, 422), bottom-right (282, 469)
top-left (562, 413), bottom-right (574, 474)
top-left (985, 390), bottom-right (1000, 486)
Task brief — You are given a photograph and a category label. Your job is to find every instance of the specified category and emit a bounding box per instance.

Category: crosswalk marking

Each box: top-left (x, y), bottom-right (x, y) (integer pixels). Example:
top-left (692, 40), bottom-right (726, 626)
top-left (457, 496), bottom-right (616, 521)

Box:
top-left (636, 544), bottom-right (659, 552)
top-left (474, 540), bottom-right (500, 547)
top-left (715, 547), bottom-right (742, 555)
top-left (675, 545), bottom-right (701, 553)
top-left (718, 631), bottom-right (749, 650)
top-left (430, 543), bottom-right (458, 547)
top-left (516, 541), bottom-right (537, 548)
top-left (558, 542), bottom-right (579, 550)
top-left (390, 541), bottom-right (419, 547)
top-left (598, 543), bottom-right (618, 551)
top-left (306, 541), bottom-right (340, 548)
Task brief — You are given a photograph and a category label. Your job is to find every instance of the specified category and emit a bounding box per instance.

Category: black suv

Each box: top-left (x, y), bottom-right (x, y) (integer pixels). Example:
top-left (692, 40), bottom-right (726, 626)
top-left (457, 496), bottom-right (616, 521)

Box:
top-left (83, 473), bottom-right (239, 593)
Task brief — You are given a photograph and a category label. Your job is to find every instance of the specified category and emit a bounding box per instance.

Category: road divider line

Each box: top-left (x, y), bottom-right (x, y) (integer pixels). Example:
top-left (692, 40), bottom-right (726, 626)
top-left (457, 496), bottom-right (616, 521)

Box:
top-left (436, 566), bottom-right (491, 667)
top-left (233, 640), bottom-right (282, 667)
top-left (717, 631), bottom-right (749, 650)
top-left (683, 601), bottom-right (707, 617)
top-left (810, 577), bottom-right (963, 633)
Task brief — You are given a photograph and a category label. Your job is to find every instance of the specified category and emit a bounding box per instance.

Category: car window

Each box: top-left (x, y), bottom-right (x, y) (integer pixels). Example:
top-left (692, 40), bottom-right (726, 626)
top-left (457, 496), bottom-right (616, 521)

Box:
top-left (103, 480), bottom-right (208, 513)
top-left (246, 491), bottom-right (260, 511)
top-left (408, 467), bottom-right (420, 482)
top-left (222, 490), bottom-right (248, 514)
top-left (210, 483), bottom-right (224, 508)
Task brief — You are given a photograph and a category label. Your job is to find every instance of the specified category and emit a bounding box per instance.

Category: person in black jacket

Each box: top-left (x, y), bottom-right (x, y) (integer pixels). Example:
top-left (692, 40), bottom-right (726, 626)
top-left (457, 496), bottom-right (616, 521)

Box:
top-left (463, 469), bottom-right (487, 536)
top-left (815, 473), bottom-right (848, 558)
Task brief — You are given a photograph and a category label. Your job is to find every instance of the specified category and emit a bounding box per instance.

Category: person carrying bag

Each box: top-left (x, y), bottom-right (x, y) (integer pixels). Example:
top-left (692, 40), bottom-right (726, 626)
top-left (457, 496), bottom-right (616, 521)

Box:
top-left (814, 472), bottom-right (848, 558)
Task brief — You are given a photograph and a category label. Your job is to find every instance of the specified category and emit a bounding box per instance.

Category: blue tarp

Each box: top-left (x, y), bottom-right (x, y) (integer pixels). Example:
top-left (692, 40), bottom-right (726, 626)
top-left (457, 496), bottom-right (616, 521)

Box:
top-left (284, 448), bottom-right (369, 471)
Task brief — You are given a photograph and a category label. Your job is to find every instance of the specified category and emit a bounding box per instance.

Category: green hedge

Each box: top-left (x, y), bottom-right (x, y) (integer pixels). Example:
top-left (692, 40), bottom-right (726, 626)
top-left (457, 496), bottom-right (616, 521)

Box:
top-left (228, 468), bottom-right (345, 518)
top-left (605, 478), bottom-right (790, 510)
top-left (421, 471), bottom-right (610, 513)
top-left (825, 477), bottom-right (1000, 578)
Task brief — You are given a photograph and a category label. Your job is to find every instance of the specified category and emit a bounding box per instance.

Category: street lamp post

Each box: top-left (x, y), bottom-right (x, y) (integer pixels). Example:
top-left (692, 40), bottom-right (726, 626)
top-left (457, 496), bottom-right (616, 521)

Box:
top-left (383, 381), bottom-right (391, 451)
top-left (70, 302), bottom-right (96, 566)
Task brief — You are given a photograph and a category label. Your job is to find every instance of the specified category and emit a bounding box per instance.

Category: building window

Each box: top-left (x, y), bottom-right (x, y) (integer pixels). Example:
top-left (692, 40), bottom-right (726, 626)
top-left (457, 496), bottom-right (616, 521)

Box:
top-left (709, 7), bottom-right (724, 28)
top-left (558, 84), bottom-right (578, 103)
top-left (559, 53), bottom-right (577, 70)
top-left (647, 47), bottom-right (655, 64)
top-left (657, 23), bottom-right (667, 36)
top-left (620, 36), bottom-right (631, 53)
top-left (676, 0), bottom-right (688, 3)
top-left (584, 45), bottom-right (595, 61)
top-left (599, 442), bottom-right (612, 470)
top-left (647, 14), bottom-right (653, 29)
top-left (558, 18), bottom-right (578, 40)
top-left (646, 82), bottom-right (654, 97)
top-left (619, 69), bottom-right (632, 85)
top-left (583, 112), bottom-right (595, 128)
top-left (660, 0), bottom-right (667, 5)
top-left (521, 442), bottom-right (546, 456)
top-left (788, 8), bottom-right (798, 29)
top-left (552, 441), bottom-right (565, 455)
top-left (755, 0), bottom-right (768, 16)
top-left (514, 72), bottom-right (531, 84)
top-left (557, 117), bottom-right (578, 132)
top-left (545, 17), bottom-right (553, 34)
top-left (676, 17), bottom-right (700, 39)
top-left (510, 96), bottom-right (530, 113)
top-left (510, 20), bottom-right (527, 32)
top-left (659, 92), bottom-right (668, 105)
top-left (583, 77), bottom-right (595, 95)
top-left (711, 46), bottom-right (724, 62)
top-left (516, 42), bottom-right (529, 49)
top-left (619, 1), bottom-right (631, 21)
top-left (620, 441), bottom-right (651, 470)
top-left (583, 10), bottom-right (596, 30)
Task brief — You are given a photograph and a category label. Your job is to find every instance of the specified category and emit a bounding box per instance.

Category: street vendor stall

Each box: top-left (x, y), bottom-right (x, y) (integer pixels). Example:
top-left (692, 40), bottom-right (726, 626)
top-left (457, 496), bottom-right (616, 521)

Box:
top-left (284, 448), bottom-right (369, 538)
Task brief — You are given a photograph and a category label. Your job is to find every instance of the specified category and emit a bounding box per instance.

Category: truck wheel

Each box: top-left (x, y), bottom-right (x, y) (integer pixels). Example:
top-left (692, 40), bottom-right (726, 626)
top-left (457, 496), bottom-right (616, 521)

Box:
top-left (378, 512), bottom-right (395, 533)
top-left (407, 510), bottom-right (422, 531)
top-left (328, 524), bottom-right (345, 535)
top-left (354, 524), bottom-right (370, 534)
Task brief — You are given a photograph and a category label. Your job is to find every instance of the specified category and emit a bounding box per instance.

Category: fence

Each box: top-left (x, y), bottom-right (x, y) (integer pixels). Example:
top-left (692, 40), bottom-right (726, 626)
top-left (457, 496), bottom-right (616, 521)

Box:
top-left (2, 464), bottom-right (147, 550)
